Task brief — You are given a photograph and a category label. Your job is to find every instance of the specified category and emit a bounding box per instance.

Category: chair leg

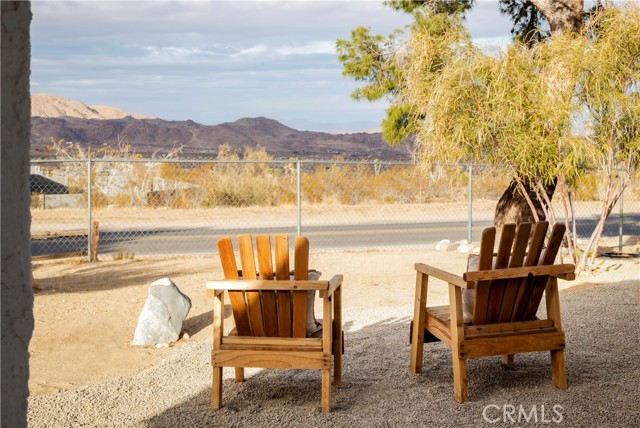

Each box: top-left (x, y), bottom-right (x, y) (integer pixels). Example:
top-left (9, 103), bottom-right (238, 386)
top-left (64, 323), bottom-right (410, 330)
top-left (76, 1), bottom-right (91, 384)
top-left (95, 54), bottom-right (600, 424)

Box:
top-left (410, 272), bottom-right (428, 374)
top-left (333, 323), bottom-right (343, 386)
top-left (212, 366), bottom-right (223, 410)
top-left (551, 349), bottom-right (567, 389)
top-left (452, 355), bottom-right (468, 403)
top-left (333, 287), bottom-right (343, 386)
top-left (501, 354), bottom-right (515, 365)
top-left (234, 367), bottom-right (245, 383)
top-left (321, 369), bottom-right (331, 413)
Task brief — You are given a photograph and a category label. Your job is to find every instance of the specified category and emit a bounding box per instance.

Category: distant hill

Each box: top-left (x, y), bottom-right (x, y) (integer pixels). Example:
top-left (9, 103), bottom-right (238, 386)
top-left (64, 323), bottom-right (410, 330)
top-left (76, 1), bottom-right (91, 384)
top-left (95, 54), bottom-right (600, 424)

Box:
top-left (32, 93), bottom-right (154, 120)
top-left (31, 95), bottom-right (413, 160)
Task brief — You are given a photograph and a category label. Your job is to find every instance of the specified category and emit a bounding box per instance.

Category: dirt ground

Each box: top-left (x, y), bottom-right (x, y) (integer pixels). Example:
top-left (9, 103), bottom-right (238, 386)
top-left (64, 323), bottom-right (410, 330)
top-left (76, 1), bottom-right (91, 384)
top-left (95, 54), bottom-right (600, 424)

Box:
top-left (29, 248), bottom-right (639, 396)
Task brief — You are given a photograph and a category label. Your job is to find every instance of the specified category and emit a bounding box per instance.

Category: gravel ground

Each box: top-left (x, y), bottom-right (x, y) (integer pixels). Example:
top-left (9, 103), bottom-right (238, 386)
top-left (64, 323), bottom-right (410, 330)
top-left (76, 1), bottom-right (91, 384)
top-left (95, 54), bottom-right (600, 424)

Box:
top-left (28, 280), bottom-right (639, 428)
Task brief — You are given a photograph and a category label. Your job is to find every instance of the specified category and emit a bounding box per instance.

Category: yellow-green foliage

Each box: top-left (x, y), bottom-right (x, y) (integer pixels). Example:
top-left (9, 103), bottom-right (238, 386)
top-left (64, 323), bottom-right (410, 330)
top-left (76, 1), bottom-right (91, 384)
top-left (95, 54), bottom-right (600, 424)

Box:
top-left (401, 5), bottom-right (639, 189)
top-left (31, 193), bottom-right (43, 209)
top-left (113, 248), bottom-right (135, 261)
top-left (572, 174), bottom-right (600, 201)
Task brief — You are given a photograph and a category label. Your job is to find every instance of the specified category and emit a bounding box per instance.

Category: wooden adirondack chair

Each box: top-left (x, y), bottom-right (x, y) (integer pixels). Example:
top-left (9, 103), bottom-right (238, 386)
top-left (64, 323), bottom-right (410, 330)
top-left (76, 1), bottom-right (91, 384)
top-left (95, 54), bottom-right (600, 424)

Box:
top-left (207, 234), bottom-right (343, 413)
top-left (409, 222), bottom-right (575, 403)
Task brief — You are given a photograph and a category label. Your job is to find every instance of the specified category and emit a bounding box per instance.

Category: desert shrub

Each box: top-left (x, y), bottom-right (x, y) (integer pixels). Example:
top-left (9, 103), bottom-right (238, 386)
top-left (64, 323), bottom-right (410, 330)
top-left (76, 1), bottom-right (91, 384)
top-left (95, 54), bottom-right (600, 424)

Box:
top-left (276, 187), bottom-right (297, 205)
top-left (301, 166), bottom-right (328, 204)
top-left (472, 167), bottom-right (512, 199)
top-left (110, 193), bottom-right (132, 208)
top-left (376, 165), bottom-right (427, 203)
top-left (572, 174), bottom-right (599, 201)
top-left (113, 248), bottom-right (135, 260)
top-left (31, 193), bottom-right (43, 209)
top-left (631, 175), bottom-right (640, 200)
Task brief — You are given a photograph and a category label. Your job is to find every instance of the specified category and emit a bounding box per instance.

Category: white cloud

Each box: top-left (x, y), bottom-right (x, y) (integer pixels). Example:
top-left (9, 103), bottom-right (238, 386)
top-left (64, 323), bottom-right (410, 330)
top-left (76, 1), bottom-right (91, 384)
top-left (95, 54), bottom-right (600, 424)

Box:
top-left (274, 41), bottom-right (335, 56)
top-left (231, 44), bottom-right (270, 59)
top-left (144, 46), bottom-right (208, 59)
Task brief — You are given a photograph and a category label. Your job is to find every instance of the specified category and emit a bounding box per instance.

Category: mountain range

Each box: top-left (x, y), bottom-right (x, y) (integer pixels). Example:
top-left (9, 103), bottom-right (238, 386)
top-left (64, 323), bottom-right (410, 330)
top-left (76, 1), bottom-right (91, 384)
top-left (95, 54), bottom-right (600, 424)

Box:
top-left (31, 94), bottom-right (412, 160)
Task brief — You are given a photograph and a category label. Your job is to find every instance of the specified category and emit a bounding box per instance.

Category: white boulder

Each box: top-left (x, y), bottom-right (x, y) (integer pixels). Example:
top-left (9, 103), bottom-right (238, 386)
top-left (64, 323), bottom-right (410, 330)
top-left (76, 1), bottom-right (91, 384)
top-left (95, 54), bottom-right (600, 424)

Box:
top-left (132, 278), bottom-right (191, 346)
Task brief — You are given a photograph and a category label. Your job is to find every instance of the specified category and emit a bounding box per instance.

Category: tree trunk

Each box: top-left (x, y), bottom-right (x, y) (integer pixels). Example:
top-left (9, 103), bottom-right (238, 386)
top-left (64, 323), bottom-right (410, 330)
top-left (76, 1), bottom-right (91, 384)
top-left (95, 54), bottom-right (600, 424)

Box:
top-left (530, 0), bottom-right (584, 34)
top-left (493, 178), bottom-right (556, 229)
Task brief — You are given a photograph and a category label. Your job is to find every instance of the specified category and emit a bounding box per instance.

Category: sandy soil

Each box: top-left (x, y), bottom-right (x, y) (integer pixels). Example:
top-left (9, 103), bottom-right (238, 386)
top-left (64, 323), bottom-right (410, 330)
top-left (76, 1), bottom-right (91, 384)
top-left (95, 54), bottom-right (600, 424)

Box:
top-left (29, 248), bottom-right (639, 397)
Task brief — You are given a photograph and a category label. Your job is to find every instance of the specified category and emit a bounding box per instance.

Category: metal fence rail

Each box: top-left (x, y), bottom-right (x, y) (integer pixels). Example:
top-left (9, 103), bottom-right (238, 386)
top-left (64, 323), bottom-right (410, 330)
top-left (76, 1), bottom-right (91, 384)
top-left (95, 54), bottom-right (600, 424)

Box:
top-left (30, 158), bottom-right (639, 260)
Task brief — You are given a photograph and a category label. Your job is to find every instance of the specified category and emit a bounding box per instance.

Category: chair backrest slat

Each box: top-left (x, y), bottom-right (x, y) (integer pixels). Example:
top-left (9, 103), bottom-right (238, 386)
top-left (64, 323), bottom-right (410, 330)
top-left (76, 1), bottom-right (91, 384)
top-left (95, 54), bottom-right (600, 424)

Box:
top-left (218, 237), bottom-right (251, 335)
top-left (292, 236), bottom-right (309, 338)
top-left (497, 222), bottom-right (531, 322)
top-left (472, 227), bottom-right (496, 325)
top-left (485, 223), bottom-right (516, 321)
top-left (511, 222), bottom-right (549, 321)
top-left (256, 234), bottom-right (279, 337)
top-left (274, 234), bottom-right (293, 337)
top-left (522, 223), bottom-right (566, 319)
top-left (238, 234), bottom-right (265, 337)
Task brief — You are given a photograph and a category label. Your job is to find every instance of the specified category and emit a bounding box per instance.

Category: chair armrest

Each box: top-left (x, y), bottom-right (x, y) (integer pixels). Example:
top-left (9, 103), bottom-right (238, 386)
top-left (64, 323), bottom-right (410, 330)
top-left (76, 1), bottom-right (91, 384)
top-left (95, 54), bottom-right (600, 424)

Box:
top-left (551, 272), bottom-right (575, 281)
top-left (206, 279), bottom-right (330, 294)
top-left (207, 288), bottom-right (225, 298)
top-left (319, 275), bottom-right (343, 298)
top-left (414, 263), bottom-right (470, 289)
top-left (463, 264), bottom-right (575, 282)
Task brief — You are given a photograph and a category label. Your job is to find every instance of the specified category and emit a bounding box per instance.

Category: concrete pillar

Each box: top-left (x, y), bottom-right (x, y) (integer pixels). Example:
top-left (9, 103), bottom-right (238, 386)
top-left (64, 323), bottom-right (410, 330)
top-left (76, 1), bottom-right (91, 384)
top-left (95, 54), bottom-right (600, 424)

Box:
top-left (1, 2), bottom-right (34, 427)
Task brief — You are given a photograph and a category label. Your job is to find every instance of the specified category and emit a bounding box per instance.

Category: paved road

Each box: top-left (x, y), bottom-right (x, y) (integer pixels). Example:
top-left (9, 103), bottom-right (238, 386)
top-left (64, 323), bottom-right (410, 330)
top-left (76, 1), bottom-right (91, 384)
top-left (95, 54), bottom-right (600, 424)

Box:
top-left (32, 221), bottom-right (492, 257)
top-left (31, 214), bottom-right (639, 257)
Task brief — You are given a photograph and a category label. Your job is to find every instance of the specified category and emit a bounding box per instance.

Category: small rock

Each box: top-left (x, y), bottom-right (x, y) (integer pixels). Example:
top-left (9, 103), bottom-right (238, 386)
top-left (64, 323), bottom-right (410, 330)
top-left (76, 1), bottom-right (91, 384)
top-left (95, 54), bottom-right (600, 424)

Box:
top-left (435, 239), bottom-right (450, 251)
top-left (457, 240), bottom-right (474, 253)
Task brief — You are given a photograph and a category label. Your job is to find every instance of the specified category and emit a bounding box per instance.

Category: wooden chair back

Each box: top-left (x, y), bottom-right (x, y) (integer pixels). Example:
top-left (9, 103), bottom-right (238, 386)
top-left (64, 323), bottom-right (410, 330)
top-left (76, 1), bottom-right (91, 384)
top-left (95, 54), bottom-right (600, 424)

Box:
top-left (471, 221), bottom-right (565, 325)
top-left (217, 234), bottom-right (310, 338)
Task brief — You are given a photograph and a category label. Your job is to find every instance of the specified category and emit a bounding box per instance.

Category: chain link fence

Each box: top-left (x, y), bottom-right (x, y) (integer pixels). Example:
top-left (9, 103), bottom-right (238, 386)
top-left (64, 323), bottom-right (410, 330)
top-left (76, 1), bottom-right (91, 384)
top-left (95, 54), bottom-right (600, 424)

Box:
top-left (30, 158), bottom-right (640, 260)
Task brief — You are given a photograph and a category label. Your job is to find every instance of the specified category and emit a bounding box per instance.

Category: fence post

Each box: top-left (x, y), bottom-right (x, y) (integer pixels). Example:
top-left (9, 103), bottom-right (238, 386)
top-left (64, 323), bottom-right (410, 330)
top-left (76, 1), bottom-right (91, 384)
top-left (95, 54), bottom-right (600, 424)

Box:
top-left (467, 163), bottom-right (473, 244)
top-left (87, 158), bottom-right (92, 262)
top-left (90, 221), bottom-right (100, 262)
top-left (296, 160), bottom-right (301, 236)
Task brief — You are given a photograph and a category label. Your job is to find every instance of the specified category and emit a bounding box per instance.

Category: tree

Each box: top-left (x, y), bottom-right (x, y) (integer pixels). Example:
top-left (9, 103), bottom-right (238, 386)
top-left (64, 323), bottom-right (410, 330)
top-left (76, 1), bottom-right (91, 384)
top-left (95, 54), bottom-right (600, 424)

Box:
top-left (398, 5), bottom-right (638, 272)
top-left (336, 0), bottom-right (585, 228)
top-left (401, 10), bottom-right (584, 222)
top-left (572, 5), bottom-right (640, 270)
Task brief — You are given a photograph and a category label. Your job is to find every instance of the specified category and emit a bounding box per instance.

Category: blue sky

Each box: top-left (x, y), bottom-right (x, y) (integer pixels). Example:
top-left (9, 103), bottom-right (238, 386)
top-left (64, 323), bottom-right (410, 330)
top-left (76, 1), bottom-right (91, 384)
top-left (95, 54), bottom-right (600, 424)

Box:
top-left (31, 0), bottom-right (513, 132)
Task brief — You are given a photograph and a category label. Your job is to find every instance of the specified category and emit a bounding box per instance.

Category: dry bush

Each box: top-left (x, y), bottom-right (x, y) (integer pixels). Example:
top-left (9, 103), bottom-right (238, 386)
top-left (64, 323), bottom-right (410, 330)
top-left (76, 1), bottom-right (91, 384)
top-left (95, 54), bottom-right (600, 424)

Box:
top-left (572, 174), bottom-right (599, 201)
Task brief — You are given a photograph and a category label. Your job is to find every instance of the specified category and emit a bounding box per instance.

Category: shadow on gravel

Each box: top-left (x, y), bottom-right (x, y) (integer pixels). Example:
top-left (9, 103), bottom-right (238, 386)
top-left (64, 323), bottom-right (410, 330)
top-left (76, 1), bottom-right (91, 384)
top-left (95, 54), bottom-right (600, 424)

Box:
top-left (144, 280), bottom-right (638, 427)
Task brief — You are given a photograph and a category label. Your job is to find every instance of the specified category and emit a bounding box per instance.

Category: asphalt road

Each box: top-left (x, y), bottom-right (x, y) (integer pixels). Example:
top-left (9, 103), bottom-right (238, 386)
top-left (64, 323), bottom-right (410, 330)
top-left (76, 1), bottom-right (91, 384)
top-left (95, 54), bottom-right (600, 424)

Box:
top-left (32, 221), bottom-right (489, 257)
top-left (31, 214), bottom-right (639, 258)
